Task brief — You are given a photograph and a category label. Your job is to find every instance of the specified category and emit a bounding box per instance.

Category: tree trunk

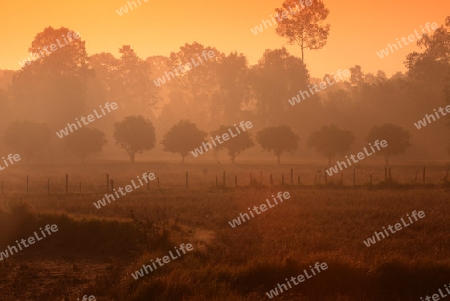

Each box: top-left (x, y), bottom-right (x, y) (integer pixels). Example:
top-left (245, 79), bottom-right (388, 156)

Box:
top-left (301, 33), bottom-right (305, 63)
top-left (129, 153), bottom-right (135, 163)
top-left (301, 45), bottom-right (304, 63)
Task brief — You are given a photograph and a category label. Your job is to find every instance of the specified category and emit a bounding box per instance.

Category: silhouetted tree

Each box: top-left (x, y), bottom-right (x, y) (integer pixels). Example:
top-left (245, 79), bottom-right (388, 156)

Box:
top-left (275, 0), bottom-right (330, 62)
top-left (161, 120), bottom-right (207, 163)
top-left (366, 123), bottom-right (412, 166)
top-left (113, 115), bottom-right (155, 163)
top-left (307, 124), bottom-right (355, 166)
top-left (3, 120), bottom-right (50, 164)
top-left (250, 48), bottom-right (310, 126)
top-left (166, 43), bottom-right (221, 129)
top-left (64, 128), bottom-right (106, 163)
top-left (210, 125), bottom-right (254, 163)
top-left (256, 126), bottom-right (299, 164)
top-left (212, 53), bottom-right (251, 124)
top-left (161, 120), bottom-right (206, 163)
top-left (350, 65), bottom-right (365, 85)
top-left (11, 27), bottom-right (90, 128)
top-left (403, 16), bottom-right (450, 157)
top-left (116, 46), bottom-right (160, 116)
top-left (0, 89), bottom-right (9, 129)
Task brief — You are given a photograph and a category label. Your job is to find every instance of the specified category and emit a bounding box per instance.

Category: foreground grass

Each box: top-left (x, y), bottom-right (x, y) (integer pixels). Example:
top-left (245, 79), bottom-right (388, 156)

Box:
top-left (0, 187), bottom-right (448, 300)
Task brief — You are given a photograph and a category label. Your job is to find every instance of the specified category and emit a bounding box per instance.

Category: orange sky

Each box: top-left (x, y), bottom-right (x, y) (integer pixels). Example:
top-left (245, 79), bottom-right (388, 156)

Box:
top-left (1, 0), bottom-right (448, 78)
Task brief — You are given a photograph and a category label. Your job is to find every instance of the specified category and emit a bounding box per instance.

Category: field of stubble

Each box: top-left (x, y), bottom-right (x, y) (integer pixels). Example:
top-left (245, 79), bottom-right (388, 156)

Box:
top-left (0, 163), bottom-right (449, 301)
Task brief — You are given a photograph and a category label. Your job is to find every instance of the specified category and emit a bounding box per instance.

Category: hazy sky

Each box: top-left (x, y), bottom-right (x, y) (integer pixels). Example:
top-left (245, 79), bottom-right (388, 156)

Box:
top-left (1, 0), bottom-right (448, 78)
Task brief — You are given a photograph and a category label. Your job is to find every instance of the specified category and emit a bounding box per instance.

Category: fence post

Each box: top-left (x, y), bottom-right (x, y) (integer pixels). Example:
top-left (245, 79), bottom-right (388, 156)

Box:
top-left (446, 166), bottom-right (449, 182)
top-left (66, 174), bottom-right (69, 194)
top-left (422, 167), bottom-right (426, 183)
top-left (270, 174), bottom-right (273, 187)
top-left (106, 173), bottom-right (110, 193)
top-left (110, 179), bottom-right (114, 191)
top-left (215, 176), bottom-right (218, 188)
top-left (353, 169), bottom-right (356, 187)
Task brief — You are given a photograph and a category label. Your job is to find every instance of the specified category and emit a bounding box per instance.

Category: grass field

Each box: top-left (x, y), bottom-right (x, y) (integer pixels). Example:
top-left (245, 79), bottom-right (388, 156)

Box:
top-left (0, 163), bottom-right (449, 300)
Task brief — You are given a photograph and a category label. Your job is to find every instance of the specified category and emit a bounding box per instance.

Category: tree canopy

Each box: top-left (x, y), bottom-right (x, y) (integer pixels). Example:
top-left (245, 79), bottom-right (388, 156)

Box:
top-left (256, 126), bottom-right (299, 164)
top-left (161, 120), bottom-right (207, 163)
top-left (365, 123), bottom-right (412, 166)
top-left (307, 124), bottom-right (355, 166)
top-left (113, 115), bottom-right (156, 162)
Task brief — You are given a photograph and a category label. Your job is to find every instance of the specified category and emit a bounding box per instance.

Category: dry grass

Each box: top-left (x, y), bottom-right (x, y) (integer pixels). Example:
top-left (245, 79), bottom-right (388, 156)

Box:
top-left (0, 163), bottom-right (448, 300)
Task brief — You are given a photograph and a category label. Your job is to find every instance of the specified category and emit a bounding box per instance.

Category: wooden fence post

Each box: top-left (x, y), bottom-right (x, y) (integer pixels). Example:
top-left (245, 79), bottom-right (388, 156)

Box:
top-left (422, 167), bottom-right (426, 183)
top-left (215, 176), bottom-right (218, 188)
top-left (66, 174), bottom-right (69, 194)
top-left (110, 179), bottom-right (114, 191)
top-left (353, 169), bottom-right (356, 187)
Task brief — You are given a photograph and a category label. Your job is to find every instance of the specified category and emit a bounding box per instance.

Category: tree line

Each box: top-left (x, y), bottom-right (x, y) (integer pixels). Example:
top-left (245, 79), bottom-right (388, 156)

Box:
top-left (0, 10), bottom-right (448, 163)
top-left (2, 116), bottom-right (412, 165)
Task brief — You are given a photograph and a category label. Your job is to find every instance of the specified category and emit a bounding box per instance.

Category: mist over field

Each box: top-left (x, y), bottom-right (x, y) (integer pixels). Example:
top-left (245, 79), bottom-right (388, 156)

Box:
top-left (0, 0), bottom-right (449, 300)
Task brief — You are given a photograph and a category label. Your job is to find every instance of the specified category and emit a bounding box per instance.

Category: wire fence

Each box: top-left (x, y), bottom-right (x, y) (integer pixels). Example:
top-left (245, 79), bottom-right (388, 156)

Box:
top-left (0, 166), bottom-right (449, 195)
